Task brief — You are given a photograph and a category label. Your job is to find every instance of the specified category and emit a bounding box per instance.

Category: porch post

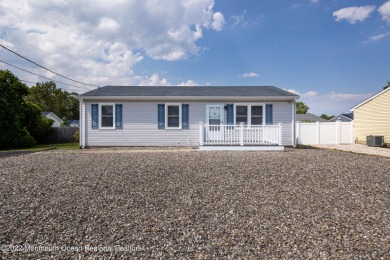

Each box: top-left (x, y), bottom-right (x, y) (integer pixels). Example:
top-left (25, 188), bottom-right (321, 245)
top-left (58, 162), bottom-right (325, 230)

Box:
top-left (199, 122), bottom-right (204, 146)
top-left (240, 122), bottom-right (244, 146)
top-left (278, 123), bottom-right (282, 146)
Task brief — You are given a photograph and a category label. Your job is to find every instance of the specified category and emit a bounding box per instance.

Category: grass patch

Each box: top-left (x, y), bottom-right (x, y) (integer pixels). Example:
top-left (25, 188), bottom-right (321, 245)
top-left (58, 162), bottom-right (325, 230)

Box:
top-left (0, 143), bottom-right (79, 152)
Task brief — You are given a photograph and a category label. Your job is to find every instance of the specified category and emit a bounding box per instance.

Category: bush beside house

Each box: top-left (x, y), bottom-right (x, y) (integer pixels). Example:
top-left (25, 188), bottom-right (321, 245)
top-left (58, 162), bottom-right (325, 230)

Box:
top-left (0, 70), bottom-right (73, 149)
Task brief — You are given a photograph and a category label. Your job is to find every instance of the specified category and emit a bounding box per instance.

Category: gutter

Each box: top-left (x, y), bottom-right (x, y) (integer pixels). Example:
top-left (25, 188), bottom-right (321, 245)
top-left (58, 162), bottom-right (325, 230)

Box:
top-left (77, 95), bottom-right (298, 102)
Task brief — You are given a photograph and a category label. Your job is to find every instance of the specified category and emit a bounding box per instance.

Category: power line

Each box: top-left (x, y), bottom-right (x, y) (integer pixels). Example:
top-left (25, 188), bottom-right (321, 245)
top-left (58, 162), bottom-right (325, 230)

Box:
top-left (0, 59), bottom-right (90, 91)
top-left (20, 79), bottom-right (37, 85)
top-left (0, 44), bottom-right (100, 88)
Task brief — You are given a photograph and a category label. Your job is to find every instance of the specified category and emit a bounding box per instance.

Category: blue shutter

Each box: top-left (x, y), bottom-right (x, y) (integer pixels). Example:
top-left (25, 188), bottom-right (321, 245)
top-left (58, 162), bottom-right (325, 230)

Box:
top-left (92, 104), bottom-right (98, 129)
top-left (182, 104), bottom-right (189, 129)
top-left (226, 104), bottom-right (234, 125)
top-left (115, 104), bottom-right (122, 129)
top-left (158, 104), bottom-right (165, 129)
top-left (266, 104), bottom-right (273, 125)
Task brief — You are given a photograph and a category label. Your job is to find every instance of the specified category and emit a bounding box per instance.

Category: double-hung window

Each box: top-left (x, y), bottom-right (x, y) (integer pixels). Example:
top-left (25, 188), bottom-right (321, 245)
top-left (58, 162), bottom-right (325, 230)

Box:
top-left (99, 103), bottom-right (115, 129)
top-left (236, 106), bottom-right (248, 124)
top-left (234, 104), bottom-right (264, 125)
top-left (251, 106), bottom-right (263, 125)
top-left (166, 104), bottom-right (181, 129)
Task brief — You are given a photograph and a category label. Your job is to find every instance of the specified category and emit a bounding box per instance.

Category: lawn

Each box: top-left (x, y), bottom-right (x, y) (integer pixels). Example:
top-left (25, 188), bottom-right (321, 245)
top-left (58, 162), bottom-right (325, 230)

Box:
top-left (0, 142), bottom-right (79, 152)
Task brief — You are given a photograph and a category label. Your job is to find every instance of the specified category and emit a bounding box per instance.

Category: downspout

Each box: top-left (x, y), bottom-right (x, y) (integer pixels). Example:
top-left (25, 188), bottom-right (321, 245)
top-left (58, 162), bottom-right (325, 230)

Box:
top-left (80, 98), bottom-right (86, 149)
top-left (292, 98), bottom-right (297, 147)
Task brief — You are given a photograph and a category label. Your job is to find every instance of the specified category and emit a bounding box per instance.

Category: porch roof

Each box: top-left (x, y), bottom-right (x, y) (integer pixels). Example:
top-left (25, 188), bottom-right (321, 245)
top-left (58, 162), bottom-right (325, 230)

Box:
top-left (78, 86), bottom-right (299, 100)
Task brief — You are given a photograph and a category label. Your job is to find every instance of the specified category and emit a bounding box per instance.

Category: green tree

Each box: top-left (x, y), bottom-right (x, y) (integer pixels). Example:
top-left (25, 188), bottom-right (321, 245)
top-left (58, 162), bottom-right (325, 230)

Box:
top-left (22, 101), bottom-right (54, 143)
top-left (384, 81), bottom-right (390, 90)
top-left (320, 114), bottom-right (334, 120)
top-left (27, 82), bottom-right (79, 120)
top-left (296, 101), bottom-right (309, 114)
top-left (0, 70), bottom-right (35, 148)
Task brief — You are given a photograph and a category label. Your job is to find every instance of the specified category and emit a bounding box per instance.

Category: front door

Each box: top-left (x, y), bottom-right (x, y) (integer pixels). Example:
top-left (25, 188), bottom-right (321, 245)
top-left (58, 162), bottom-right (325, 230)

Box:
top-left (206, 105), bottom-right (224, 141)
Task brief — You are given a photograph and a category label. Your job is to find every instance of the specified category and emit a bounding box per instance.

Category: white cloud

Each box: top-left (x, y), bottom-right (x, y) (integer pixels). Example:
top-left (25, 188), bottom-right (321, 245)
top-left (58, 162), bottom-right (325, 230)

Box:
top-left (98, 17), bottom-right (120, 33)
top-left (211, 12), bottom-right (225, 31)
top-left (232, 11), bottom-right (246, 28)
top-left (326, 91), bottom-right (372, 100)
top-left (284, 89), bottom-right (318, 98)
top-left (302, 91), bottom-right (319, 98)
top-left (303, 91), bottom-right (373, 115)
top-left (137, 74), bottom-right (171, 86)
top-left (333, 5), bottom-right (376, 24)
top-left (310, 0), bottom-right (320, 3)
top-left (0, 0), bottom-right (225, 91)
top-left (240, 72), bottom-right (259, 78)
top-left (231, 10), bottom-right (263, 28)
top-left (379, 1), bottom-right (390, 23)
top-left (177, 79), bottom-right (200, 86)
top-left (285, 89), bottom-right (300, 95)
top-left (365, 32), bottom-right (390, 42)
top-left (284, 89), bottom-right (373, 114)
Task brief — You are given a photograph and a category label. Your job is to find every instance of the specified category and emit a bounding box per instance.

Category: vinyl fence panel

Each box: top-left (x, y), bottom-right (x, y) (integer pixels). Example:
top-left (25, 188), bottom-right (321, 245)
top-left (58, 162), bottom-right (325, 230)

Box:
top-left (296, 121), bottom-right (354, 145)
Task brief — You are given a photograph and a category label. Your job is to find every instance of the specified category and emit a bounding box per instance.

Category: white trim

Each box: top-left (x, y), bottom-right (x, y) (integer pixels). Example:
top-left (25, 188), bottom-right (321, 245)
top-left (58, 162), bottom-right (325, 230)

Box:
top-left (351, 87), bottom-right (390, 111)
top-left (46, 112), bottom-right (63, 124)
top-left (99, 103), bottom-right (116, 129)
top-left (233, 103), bottom-right (265, 125)
top-left (78, 96), bottom-right (297, 102)
top-left (165, 103), bottom-right (182, 129)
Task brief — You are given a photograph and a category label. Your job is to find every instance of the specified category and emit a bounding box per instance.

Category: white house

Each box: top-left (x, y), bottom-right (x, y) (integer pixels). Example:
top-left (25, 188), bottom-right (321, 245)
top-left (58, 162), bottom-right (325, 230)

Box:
top-left (77, 86), bottom-right (299, 150)
top-left (41, 112), bottom-right (63, 127)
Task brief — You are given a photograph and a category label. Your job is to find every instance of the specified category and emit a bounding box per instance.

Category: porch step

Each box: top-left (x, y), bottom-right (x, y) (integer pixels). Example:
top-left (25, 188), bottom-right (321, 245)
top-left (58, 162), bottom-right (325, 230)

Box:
top-left (197, 146), bottom-right (284, 151)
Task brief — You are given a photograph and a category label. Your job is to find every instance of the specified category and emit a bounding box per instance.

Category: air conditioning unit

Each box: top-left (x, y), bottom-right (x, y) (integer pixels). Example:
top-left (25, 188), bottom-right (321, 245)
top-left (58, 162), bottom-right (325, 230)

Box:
top-left (366, 135), bottom-right (384, 147)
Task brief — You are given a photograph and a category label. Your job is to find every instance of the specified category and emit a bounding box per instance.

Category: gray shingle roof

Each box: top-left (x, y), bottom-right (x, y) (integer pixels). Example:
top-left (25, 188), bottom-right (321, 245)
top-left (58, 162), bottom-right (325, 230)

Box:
top-left (329, 113), bottom-right (354, 122)
top-left (296, 113), bottom-right (328, 122)
top-left (78, 86), bottom-right (298, 98)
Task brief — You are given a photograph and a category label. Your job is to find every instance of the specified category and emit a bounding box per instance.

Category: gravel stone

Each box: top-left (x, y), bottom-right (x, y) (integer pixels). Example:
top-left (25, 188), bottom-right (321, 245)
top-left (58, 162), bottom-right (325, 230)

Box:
top-left (0, 148), bottom-right (389, 258)
top-left (313, 144), bottom-right (390, 158)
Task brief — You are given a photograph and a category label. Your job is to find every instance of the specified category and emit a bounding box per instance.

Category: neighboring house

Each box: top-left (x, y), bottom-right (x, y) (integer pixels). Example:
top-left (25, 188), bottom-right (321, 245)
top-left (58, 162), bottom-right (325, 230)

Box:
top-left (329, 113), bottom-right (353, 122)
top-left (296, 113), bottom-right (328, 122)
top-left (77, 86), bottom-right (299, 149)
top-left (67, 120), bottom-right (80, 127)
top-left (351, 87), bottom-right (390, 146)
top-left (41, 112), bottom-right (63, 127)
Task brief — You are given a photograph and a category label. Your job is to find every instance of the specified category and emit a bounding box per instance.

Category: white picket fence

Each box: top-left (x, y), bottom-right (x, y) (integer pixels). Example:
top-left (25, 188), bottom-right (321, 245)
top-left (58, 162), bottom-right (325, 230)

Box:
top-left (296, 121), bottom-right (354, 145)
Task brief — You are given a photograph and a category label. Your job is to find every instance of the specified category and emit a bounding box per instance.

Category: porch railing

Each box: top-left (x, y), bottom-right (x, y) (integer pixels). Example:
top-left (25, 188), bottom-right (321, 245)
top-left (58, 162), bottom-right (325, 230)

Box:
top-left (199, 122), bottom-right (282, 146)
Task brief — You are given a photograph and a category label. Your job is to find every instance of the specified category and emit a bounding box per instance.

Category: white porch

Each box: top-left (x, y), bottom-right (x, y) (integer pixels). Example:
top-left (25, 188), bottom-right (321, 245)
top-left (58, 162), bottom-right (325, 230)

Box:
top-left (199, 122), bottom-right (283, 148)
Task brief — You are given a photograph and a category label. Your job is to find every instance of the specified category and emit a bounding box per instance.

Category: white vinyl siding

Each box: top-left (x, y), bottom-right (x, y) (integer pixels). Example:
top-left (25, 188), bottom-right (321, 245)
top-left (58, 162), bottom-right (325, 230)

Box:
top-left (84, 101), bottom-right (294, 146)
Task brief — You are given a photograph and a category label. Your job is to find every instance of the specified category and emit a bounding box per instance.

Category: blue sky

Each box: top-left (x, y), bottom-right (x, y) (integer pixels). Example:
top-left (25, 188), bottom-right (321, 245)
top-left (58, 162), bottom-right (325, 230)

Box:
top-left (0, 0), bottom-right (389, 115)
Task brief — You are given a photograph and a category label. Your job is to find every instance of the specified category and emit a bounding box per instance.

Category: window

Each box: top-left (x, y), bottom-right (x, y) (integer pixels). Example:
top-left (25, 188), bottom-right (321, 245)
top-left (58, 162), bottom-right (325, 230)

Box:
top-left (234, 104), bottom-right (264, 125)
top-left (166, 104), bottom-right (181, 129)
top-left (99, 103), bottom-right (115, 129)
top-left (251, 106), bottom-right (263, 125)
top-left (236, 106), bottom-right (248, 124)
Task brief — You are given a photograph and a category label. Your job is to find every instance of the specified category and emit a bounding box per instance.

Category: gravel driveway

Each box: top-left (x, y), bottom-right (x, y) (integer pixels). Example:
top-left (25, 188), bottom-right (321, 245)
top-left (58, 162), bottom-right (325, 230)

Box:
top-left (0, 149), bottom-right (389, 258)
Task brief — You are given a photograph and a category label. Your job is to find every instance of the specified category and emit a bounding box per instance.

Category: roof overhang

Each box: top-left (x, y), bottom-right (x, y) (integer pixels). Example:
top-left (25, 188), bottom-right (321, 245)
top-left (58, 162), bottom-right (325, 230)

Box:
top-left (78, 96), bottom-right (299, 101)
top-left (351, 87), bottom-right (390, 111)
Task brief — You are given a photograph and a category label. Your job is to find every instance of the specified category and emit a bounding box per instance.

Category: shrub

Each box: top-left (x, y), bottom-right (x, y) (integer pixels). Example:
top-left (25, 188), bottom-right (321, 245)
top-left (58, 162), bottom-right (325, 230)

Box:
top-left (74, 129), bottom-right (80, 142)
